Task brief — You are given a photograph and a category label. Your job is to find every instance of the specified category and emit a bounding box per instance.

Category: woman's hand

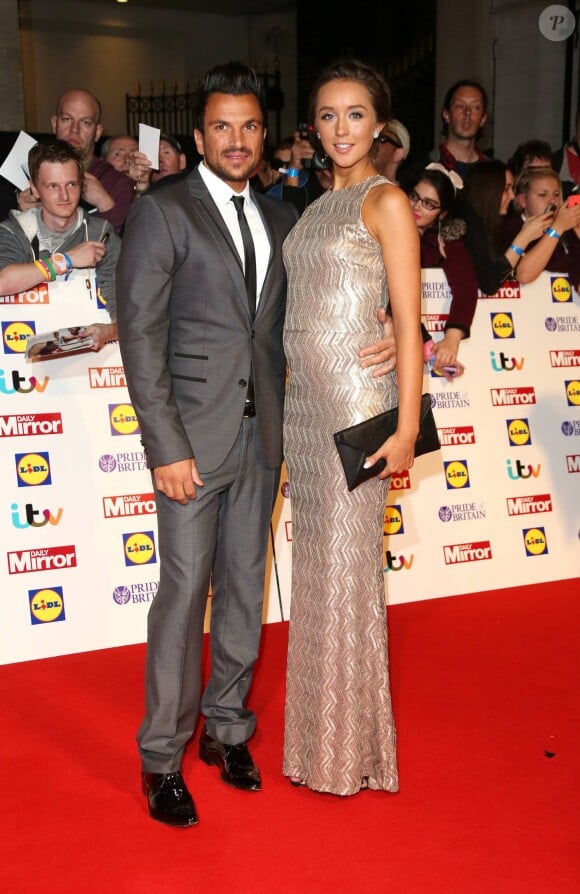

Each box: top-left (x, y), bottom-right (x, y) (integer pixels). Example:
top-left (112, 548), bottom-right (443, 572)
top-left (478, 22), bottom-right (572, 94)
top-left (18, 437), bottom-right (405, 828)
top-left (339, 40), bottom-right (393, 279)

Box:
top-left (365, 432), bottom-right (416, 479)
top-left (432, 328), bottom-right (462, 369)
top-left (552, 201), bottom-right (580, 235)
top-left (517, 211), bottom-right (553, 246)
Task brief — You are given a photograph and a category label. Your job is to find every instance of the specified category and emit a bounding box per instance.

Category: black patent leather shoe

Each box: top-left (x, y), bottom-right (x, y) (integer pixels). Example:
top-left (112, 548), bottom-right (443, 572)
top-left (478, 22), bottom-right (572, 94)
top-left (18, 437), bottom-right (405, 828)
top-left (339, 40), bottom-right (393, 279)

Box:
top-left (199, 727), bottom-right (261, 792)
top-left (141, 771), bottom-right (199, 827)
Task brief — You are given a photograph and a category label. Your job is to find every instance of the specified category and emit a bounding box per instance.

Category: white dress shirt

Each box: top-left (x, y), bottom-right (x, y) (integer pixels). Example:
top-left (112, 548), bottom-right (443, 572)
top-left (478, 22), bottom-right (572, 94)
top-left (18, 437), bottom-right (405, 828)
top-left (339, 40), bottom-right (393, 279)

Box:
top-left (198, 161), bottom-right (271, 306)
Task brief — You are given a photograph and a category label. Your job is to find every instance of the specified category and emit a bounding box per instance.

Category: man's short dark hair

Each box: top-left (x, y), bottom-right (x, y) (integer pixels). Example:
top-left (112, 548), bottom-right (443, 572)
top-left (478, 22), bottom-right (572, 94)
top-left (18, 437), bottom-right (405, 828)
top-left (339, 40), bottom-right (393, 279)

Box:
top-left (441, 79), bottom-right (488, 137)
top-left (28, 139), bottom-right (83, 185)
top-left (194, 61), bottom-right (267, 132)
top-left (508, 139), bottom-right (553, 177)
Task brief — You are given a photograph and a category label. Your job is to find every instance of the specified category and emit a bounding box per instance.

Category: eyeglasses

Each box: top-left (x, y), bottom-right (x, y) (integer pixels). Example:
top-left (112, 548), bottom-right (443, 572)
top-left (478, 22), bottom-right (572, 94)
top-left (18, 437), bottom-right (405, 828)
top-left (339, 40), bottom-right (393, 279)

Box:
top-left (409, 190), bottom-right (441, 212)
top-left (378, 134), bottom-right (402, 148)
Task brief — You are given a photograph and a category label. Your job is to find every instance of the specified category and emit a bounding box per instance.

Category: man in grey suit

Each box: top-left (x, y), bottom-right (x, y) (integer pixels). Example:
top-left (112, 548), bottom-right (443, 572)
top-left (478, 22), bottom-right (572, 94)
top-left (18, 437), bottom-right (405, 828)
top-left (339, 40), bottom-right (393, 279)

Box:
top-left (118, 61), bottom-right (397, 828)
top-left (117, 62), bottom-right (297, 827)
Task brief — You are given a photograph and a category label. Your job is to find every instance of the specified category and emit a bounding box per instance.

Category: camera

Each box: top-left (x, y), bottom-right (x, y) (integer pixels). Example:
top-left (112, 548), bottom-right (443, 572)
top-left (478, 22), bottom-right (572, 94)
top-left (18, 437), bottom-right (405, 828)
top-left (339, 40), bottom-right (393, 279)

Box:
top-left (297, 121), bottom-right (331, 171)
top-left (298, 122), bottom-right (312, 168)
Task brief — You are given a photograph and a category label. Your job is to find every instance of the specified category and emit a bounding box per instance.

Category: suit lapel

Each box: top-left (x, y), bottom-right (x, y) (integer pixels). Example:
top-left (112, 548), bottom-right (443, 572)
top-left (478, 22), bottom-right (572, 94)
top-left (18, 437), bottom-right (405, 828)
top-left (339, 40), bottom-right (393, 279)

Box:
top-left (186, 169), bottom-right (248, 311)
top-left (252, 191), bottom-right (279, 323)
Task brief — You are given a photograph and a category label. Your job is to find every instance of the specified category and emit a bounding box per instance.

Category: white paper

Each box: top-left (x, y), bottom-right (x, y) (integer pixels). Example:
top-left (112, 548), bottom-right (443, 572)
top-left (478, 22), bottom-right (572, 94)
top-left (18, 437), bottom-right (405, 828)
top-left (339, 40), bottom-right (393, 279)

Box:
top-left (138, 123), bottom-right (160, 170)
top-left (0, 131), bottom-right (38, 191)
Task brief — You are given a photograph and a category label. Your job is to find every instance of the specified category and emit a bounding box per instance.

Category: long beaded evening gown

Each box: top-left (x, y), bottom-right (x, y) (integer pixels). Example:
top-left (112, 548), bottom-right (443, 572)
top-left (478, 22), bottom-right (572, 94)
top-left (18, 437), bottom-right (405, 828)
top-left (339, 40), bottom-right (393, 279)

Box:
top-left (282, 175), bottom-right (399, 795)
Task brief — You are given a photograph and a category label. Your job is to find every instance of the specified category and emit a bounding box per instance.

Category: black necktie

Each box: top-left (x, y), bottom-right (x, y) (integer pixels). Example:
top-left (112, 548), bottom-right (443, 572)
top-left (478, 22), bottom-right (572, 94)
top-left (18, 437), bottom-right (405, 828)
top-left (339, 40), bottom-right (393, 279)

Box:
top-left (231, 195), bottom-right (257, 318)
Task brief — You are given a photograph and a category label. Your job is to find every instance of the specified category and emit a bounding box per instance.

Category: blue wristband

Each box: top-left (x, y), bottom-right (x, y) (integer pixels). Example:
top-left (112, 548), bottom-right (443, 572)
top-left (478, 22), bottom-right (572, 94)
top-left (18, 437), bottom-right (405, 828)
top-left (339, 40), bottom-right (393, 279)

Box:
top-left (544, 227), bottom-right (561, 240)
top-left (509, 243), bottom-right (524, 257)
top-left (286, 167), bottom-right (300, 179)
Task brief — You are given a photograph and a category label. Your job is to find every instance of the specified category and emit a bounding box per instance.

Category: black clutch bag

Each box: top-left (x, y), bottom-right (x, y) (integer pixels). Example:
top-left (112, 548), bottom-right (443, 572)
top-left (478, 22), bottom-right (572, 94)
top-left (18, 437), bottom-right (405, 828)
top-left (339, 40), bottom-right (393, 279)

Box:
top-left (333, 393), bottom-right (440, 491)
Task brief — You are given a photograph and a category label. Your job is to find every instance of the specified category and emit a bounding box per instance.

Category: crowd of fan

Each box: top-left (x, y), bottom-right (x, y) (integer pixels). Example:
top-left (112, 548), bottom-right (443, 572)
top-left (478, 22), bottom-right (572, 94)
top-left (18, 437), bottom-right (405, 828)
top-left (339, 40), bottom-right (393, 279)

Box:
top-left (0, 80), bottom-right (578, 366)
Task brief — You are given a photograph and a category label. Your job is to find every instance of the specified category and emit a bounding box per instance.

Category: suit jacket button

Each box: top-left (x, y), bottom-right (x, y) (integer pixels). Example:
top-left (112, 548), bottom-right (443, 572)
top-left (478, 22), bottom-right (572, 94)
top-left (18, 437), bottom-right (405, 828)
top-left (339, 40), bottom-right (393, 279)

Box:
top-left (238, 379), bottom-right (247, 387)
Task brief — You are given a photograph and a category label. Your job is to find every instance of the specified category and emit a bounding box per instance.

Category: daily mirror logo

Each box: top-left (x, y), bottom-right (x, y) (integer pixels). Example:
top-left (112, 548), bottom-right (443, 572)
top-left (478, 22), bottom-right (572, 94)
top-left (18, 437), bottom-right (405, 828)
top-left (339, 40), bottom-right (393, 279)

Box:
top-left (0, 284), bottom-right (49, 304)
top-left (0, 413), bottom-right (63, 438)
top-left (443, 541), bottom-right (492, 564)
top-left (506, 494), bottom-right (552, 516)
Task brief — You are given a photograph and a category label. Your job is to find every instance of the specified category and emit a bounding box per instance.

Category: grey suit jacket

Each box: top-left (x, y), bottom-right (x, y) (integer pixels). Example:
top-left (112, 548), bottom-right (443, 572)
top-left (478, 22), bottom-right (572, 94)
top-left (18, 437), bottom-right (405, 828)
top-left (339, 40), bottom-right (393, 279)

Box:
top-left (116, 167), bottom-right (297, 472)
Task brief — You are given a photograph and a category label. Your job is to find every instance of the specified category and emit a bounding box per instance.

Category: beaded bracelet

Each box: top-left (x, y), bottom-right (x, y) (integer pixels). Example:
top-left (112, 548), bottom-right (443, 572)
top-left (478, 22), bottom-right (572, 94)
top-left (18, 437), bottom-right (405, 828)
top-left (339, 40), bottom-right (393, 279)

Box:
top-left (544, 227), bottom-right (561, 240)
top-left (509, 243), bottom-right (524, 257)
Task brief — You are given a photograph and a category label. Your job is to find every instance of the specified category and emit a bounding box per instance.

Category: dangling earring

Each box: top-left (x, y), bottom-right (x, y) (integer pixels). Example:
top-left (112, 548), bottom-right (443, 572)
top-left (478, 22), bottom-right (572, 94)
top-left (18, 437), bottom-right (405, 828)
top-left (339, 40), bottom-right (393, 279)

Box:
top-left (373, 130), bottom-right (379, 139)
top-left (316, 132), bottom-right (320, 139)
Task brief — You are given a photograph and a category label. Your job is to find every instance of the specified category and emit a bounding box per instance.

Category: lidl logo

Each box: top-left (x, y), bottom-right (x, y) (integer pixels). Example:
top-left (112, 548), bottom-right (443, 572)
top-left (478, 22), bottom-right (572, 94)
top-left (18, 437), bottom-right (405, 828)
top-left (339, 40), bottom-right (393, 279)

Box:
top-left (491, 312), bottom-right (515, 339)
top-left (444, 459), bottom-right (470, 489)
top-left (507, 418), bottom-right (531, 446)
top-left (551, 276), bottom-right (572, 303)
top-left (123, 530), bottom-right (156, 566)
top-left (523, 527), bottom-right (548, 557)
top-left (2, 321), bottom-right (35, 354)
top-left (109, 403), bottom-right (140, 436)
top-left (565, 380), bottom-right (580, 406)
top-left (15, 451), bottom-right (52, 487)
top-left (384, 504), bottom-right (404, 535)
top-left (29, 586), bottom-right (65, 624)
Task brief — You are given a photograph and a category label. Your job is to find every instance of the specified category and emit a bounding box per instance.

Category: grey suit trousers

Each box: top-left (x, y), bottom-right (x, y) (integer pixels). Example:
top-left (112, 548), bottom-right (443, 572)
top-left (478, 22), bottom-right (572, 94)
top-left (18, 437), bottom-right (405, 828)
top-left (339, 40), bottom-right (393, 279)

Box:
top-left (137, 416), bottom-right (280, 773)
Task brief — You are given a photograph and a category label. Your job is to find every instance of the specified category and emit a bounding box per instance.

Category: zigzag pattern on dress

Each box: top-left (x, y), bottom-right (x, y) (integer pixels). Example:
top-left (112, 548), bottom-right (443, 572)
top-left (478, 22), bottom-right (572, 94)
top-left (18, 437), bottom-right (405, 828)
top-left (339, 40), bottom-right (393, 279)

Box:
top-left (282, 176), bottom-right (399, 796)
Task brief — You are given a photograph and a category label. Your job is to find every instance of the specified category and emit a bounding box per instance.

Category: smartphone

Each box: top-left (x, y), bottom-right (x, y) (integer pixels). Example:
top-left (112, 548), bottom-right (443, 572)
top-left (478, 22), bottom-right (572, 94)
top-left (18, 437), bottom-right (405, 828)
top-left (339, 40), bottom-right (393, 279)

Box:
top-left (298, 122), bottom-right (312, 169)
top-left (567, 194), bottom-right (580, 207)
top-left (544, 203), bottom-right (557, 213)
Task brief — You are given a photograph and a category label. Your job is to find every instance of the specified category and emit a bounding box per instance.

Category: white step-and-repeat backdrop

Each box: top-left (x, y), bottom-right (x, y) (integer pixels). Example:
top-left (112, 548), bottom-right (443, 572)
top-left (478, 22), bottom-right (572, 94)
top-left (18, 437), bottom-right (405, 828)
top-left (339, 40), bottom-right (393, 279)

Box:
top-left (1, 270), bottom-right (578, 664)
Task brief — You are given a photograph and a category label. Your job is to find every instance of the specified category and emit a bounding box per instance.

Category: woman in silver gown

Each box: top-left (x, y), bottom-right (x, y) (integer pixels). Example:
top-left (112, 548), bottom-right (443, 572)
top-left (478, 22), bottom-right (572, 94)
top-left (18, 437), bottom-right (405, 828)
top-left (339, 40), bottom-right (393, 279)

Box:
top-left (282, 60), bottom-right (424, 795)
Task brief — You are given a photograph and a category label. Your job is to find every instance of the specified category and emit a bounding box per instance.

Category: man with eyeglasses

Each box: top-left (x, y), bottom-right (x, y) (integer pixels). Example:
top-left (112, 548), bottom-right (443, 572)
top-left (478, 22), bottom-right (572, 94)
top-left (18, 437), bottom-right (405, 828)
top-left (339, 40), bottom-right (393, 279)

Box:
top-left (432, 80), bottom-right (490, 180)
top-left (17, 89), bottom-right (133, 234)
top-left (374, 119), bottom-right (410, 184)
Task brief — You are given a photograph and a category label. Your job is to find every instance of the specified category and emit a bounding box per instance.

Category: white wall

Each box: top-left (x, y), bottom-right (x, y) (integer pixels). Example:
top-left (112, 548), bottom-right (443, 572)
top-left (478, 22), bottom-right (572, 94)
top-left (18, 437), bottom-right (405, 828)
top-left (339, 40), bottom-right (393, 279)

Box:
top-left (18, 0), bottom-right (297, 139)
top-left (436, 0), bottom-right (574, 159)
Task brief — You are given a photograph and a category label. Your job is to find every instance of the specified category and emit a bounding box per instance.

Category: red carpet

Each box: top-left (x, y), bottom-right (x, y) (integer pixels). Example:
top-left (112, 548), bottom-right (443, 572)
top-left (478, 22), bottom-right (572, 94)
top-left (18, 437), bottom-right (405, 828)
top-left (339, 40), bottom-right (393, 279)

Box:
top-left (1, 580), bottom-right (578, 893)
